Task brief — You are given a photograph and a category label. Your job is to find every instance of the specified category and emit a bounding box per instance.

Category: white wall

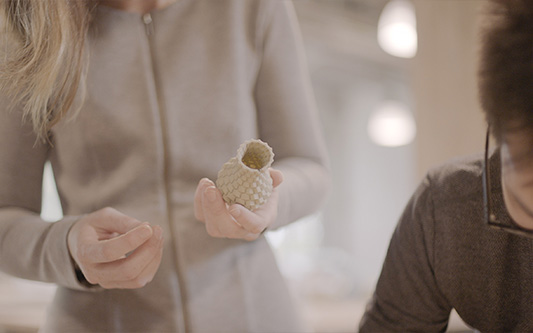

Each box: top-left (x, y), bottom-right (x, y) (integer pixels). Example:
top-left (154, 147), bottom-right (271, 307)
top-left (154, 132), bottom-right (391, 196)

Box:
top-left (412, 0), bottom-right (485, 179)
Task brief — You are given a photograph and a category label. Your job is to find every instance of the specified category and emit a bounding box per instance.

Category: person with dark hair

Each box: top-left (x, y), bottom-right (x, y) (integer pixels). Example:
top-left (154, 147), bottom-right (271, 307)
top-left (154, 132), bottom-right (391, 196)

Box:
top-left (359, 0), bottom-right (533, 331)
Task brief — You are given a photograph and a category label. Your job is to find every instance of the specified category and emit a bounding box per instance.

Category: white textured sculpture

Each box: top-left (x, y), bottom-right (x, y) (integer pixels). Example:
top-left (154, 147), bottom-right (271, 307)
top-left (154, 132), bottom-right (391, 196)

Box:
top-left (216, 139), bottom-right (274, 211)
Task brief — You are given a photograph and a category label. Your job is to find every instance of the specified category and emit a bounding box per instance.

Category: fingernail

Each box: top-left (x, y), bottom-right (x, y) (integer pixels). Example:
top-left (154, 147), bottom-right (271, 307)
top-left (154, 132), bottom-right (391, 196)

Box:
top-left (229, 207), bottom-right (241, 218)
top-left (140, 277), bottom-right (151, 287)
top-left (206, 187), bottom-right (217, 202)
top-left (139, 225), bottom-right (152, 238)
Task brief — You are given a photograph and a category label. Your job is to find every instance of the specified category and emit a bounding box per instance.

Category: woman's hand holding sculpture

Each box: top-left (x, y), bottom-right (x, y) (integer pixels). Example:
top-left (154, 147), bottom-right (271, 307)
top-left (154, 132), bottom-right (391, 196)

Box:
top-left (194, 168), bottom-right (283, 241)
top-left (67, 207), bottom-right (164, 289)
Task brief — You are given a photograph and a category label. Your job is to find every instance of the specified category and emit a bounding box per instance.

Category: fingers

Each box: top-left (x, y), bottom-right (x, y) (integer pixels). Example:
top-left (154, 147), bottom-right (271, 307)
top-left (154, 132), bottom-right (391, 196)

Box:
top-left (194, 178), bottom-right (214, 222)
top-left (228, 205), bottom-right (265, 235)
top-left (196, 169), bottom-right (283, 241)
top-left (202, 186), bottom-right (226, 220)
top-left (89, 207), bottom-right (145, 234)
top-left (228, 191), bottom-right (278, 235)
top-left (68, 208), bottom-right (166, 290)
top-left (80, 222), bottom-right (153, 264)
top-left (101, 243), bottom-right (163, 289)
top-left (201, 186), bottom-right (250, 239)
top-left (92, 226), bottom-right (164, 289)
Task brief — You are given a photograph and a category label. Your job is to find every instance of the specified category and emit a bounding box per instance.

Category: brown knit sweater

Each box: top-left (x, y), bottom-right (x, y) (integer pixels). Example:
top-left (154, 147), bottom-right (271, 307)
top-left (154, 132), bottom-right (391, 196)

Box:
top-left (360, 150), bottom-right (533, 332)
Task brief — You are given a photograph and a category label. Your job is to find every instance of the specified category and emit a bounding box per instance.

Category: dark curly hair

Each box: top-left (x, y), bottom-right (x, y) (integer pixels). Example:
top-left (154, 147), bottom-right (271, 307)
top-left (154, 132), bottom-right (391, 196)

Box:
top-left (478, 0), bottom-right (533, 144)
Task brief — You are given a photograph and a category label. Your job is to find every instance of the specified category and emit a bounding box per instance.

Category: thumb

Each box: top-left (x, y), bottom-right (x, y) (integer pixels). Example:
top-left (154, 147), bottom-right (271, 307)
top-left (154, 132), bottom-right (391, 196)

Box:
top-left (269, 168), bottom-right (283, 188)
top-left (82, 222), bottom-right (154, 263)
top-left (89, 207), bottom-right (145, 235)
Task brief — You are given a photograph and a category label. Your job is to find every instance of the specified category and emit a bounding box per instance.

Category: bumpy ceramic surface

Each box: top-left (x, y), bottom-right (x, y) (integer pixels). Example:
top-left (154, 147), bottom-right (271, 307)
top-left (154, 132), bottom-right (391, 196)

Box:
top-left (216, 139), bottom-right (274, 211)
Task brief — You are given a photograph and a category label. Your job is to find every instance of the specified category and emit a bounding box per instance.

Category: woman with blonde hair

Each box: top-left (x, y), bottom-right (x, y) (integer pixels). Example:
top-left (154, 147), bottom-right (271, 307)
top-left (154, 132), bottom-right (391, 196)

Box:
top-left (0, 0), bottom-right (329, 331)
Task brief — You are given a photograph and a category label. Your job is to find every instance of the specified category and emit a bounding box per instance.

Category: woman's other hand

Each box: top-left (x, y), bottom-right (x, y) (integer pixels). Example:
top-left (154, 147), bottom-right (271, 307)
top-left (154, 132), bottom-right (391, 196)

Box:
top-left (67, 207), bottom-right (164, 289)
top-left (194, 168), bottom-right (283, 241)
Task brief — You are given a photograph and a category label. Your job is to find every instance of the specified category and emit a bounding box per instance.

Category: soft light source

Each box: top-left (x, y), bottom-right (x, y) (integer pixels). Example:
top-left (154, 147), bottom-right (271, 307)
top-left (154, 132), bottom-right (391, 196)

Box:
top-left (41, 161), bottom-right (63, 222)
top-left (378, 0), bottom-right (418, 58)
top-left (367, 100), bottom-right (416, 147)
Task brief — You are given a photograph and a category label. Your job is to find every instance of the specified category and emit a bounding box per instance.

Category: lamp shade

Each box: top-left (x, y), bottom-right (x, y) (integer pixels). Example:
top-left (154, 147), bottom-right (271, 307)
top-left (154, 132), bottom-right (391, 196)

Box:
top-left (367, 100), bottom-right (416, 147)
top-left (378, 0), bottom-right (418, 58)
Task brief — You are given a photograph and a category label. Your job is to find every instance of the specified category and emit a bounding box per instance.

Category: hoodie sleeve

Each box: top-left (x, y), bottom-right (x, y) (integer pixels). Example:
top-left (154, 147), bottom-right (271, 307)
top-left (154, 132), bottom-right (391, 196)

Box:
top-left (254, 0), bottom-right (330, 229)
top-left (0, 95), bottom-right (94, 292)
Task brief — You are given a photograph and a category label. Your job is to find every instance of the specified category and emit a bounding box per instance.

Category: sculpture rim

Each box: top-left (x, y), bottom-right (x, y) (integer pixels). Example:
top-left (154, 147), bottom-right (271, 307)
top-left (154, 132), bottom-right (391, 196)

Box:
top-left (235, 138), bottom-right (274, 172)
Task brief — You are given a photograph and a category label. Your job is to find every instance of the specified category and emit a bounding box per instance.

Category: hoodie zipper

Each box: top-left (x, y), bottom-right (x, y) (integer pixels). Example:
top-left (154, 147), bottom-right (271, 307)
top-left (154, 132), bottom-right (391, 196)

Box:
top-left (142, 12), bottom-right (189, 333)
top-left (142, 13), bottom-right (155, 36)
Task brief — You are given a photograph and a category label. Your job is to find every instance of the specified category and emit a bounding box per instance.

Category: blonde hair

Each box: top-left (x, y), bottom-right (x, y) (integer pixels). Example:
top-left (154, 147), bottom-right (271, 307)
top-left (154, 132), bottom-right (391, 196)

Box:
top-left (0, 0), bottom-right (95, 141)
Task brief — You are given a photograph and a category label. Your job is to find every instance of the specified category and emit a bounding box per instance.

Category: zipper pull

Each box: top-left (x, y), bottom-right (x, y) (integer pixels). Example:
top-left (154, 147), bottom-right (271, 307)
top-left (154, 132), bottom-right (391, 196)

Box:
top-left (143, 13), bottom-right (154, 36)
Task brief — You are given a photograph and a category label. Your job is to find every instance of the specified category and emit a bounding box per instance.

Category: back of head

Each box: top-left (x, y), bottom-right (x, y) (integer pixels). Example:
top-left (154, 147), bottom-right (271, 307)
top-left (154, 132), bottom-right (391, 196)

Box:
top-left (479, 0), bottom-right (533, 143)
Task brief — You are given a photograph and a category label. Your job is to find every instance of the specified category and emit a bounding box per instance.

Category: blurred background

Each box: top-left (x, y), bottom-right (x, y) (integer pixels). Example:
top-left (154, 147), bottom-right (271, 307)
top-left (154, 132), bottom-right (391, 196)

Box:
top-left (0, 0), bottom-right (484, 332)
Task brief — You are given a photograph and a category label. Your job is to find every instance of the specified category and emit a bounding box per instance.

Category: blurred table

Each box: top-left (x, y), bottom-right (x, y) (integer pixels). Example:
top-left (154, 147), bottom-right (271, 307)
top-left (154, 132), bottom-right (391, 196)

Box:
top-left (0, 274), bottom-right (472, 333)
top-left (301, 296), bottom-right (473, 333)
top-left (0, 273), bottom-right (55, 333)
